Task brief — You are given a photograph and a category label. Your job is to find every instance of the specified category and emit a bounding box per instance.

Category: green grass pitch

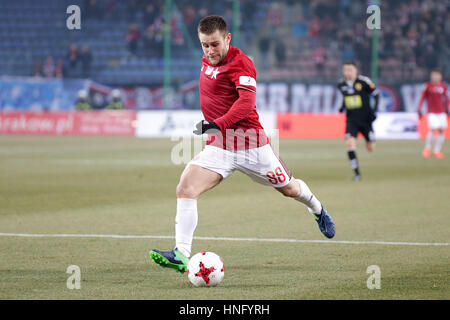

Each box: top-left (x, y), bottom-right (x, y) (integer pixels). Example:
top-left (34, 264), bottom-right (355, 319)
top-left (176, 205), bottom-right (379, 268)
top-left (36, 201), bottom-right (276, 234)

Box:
top-left (0, 136), bottom-right (449, 299)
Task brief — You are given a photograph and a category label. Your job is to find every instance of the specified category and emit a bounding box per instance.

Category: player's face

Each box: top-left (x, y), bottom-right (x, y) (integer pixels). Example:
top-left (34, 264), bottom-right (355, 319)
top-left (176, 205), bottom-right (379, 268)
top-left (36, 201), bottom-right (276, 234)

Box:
top-left (199, 30), bottom-right (231, 65)
top-left (343, 64), bottom-right (358, 81)
top-left (430, 71), bottom-right (442, 84)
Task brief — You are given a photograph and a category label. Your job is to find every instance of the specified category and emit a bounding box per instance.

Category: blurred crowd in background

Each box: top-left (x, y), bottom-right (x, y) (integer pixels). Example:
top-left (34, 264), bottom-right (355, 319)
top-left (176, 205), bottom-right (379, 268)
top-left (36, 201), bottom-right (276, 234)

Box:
top-left (32, 43), bottom-right (93, 78)
top-left (0, 0), bottom-right (449, 86)
top-left (256, 0), bottom-right (450, 81)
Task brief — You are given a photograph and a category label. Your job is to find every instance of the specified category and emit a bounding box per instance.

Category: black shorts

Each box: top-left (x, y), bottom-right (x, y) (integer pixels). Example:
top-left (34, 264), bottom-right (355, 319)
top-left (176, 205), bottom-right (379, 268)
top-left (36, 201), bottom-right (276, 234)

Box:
top-left (345, 121), bottom-right (375, 142)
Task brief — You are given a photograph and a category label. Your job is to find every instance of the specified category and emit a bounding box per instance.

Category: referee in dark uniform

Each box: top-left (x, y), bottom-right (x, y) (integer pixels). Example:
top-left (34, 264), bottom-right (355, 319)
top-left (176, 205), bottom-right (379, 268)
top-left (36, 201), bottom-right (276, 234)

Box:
top-left (337, 61), bottom-right (379, 181)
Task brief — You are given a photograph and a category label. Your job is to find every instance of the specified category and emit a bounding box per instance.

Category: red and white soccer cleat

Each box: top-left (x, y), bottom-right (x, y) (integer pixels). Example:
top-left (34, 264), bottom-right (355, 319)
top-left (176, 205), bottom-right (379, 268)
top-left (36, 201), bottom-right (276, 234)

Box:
top-left (433, 152), bottom-right (445, 159)
top-left (422, 148), bottom-right (431, 158)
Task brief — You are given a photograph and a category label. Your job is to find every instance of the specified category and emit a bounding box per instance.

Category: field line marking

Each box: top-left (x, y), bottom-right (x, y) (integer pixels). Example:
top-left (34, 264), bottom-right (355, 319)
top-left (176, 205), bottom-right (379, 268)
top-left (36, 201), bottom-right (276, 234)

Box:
top-left (0, 233), bottom-right (448, 246)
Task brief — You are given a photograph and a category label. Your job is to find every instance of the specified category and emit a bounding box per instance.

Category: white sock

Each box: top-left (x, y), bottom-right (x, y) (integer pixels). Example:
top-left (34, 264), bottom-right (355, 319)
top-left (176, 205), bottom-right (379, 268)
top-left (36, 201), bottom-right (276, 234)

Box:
top-left (294, 179), bottom-right (322, 215)
top-left (175, 198), bottom-right (198, 257)
top-left (425, 131), bottom-right (433, 149)
top-left (434, 133), bottom-right (445, 153)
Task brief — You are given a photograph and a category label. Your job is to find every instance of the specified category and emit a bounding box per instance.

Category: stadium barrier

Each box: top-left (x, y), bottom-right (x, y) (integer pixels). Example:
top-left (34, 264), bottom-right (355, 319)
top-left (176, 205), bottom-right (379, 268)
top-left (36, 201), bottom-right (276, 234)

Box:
top-left (277, 112), bottom-right (449, 139)
top-left (277, 113), bottom-right (346, 138)
top-left (0, 111), bottom-right (448, 139)
top-left (0, 111), bottom-right (137, 135)
top-left (135, 110), bottom-right (278, 138)
top-left (135, 110), bottom-right (203, 138)
top-left (418, 115), bottom-right (450, 139)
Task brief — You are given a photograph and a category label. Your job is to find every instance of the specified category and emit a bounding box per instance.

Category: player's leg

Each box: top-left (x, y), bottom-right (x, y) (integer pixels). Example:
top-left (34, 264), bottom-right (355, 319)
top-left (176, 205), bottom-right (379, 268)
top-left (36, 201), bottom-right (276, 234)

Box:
top-left (275, 178), bottom-right (335, 239)
top-left (176, 164), bottom-right (223, 199)
top-left (174, 164), bottom-right (222, 256)
top-left (275, 179), bottom-right (320, 214)
top-left (432, 114), bottom-right (447, 158)
top-left (366, 140), bottom-right (375, 152)
top-left (423, 128), bottom-right (433, 158)
top-left (424, 113), bottom-right (438, 158)
top-left (149, 165), bottom-right (222, 273)
top-left (236, 144), bottom-right (335, 238)
top-left (365, 133), bottom-right (376, 152)
top-left (150, 146), bottom-right (232, 273)
top-left (433, 129), bottom-right (445, 158)
top-left (345, 121), bottom-right (361, 180)
top-left (346, 134), bottom-right (361, 181)
top-left (174, 165), bottom-right (223, 246)
top-left (362, 124), bottom-right (376, 152)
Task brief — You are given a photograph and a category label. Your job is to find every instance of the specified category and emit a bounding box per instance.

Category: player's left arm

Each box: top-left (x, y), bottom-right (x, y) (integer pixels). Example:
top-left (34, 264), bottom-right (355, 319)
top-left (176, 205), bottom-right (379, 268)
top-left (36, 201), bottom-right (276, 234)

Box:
top-left (372, 91), bottom-right (379, 114)
top-left (213, 57), bottom-right (257, 131)
top-left (361, 76), bottom-right (380, 113)
top-left (444, 84), bottom-right (450, 115)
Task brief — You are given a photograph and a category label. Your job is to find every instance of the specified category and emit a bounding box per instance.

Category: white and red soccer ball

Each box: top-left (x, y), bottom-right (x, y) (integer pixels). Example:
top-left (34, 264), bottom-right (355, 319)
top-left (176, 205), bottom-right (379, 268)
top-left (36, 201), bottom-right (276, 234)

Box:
top-left (187, 251), bottom-right (224, 287)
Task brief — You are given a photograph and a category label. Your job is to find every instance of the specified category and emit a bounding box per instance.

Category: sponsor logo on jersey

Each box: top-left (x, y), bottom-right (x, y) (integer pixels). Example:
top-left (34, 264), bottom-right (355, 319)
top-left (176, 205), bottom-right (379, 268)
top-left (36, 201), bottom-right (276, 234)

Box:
top-left (344, 95), bottom-right (363, 109)
top-left (433, 86), bottom-right (444, 94)
top-left (211, 68), bottom-right (220, 79)
top-left (205, 66), bottom-right (214, 75)
top-left (205, 66), bottom-right (220, 79)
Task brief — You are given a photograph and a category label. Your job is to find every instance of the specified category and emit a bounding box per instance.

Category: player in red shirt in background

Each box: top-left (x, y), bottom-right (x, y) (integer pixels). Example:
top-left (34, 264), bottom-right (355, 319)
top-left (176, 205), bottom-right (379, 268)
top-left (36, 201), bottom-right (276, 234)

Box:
top-left (149, 15), bottom-right (335, 273)
top-left (418, 69), bottom-right (450, 159)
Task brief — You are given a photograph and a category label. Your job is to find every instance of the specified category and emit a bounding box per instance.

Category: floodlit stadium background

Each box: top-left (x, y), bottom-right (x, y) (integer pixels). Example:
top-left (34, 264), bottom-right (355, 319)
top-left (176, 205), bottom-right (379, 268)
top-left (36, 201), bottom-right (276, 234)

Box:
top-left (0, 0), bottom-right (449, 300)
top-left (0, 0), bottom-right (449, 138)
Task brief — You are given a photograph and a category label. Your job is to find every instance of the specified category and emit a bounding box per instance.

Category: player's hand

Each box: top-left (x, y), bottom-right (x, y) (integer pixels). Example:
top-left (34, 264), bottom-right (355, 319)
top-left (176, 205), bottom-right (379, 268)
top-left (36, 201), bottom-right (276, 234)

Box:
top-left (193, 120), bottom-right (220, 135)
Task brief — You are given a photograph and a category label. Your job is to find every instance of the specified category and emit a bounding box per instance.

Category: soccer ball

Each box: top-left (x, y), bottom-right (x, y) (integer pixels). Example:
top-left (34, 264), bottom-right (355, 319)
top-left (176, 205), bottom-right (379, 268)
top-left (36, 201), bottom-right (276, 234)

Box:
top-left (187, 251), bottom-right (224, 287)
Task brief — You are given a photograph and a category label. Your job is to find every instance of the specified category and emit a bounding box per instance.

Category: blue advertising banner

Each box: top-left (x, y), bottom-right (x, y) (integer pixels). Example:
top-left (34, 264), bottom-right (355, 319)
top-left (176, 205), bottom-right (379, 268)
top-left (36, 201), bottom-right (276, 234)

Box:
top-left (0, 77), bottom-right (88, 111)
top-left (0, 77), bottom-right (442, 112)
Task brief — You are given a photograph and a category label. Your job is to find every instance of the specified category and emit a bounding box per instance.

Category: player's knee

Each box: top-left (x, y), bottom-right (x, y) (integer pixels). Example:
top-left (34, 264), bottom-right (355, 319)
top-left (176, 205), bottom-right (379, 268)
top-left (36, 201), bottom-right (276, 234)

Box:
top-left (176, 182), bottom-right (198, 199)
top-left (278, 181), bottom-right (300, 198)
top-left (283, 188), bottom-right (299, 198)
top-left (346, 138), bottom-right (355, 150)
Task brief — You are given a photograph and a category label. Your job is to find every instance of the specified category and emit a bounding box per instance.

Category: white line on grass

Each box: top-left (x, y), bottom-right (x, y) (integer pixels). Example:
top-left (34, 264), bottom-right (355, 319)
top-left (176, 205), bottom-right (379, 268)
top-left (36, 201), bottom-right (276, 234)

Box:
top-left (0, 233), bottom-right (448, 246)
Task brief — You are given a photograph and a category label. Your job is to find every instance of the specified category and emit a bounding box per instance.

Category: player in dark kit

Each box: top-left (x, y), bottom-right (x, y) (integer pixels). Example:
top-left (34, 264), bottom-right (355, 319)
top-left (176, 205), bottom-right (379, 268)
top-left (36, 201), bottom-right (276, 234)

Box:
top-left (337, 61), bottom-right (379, 181)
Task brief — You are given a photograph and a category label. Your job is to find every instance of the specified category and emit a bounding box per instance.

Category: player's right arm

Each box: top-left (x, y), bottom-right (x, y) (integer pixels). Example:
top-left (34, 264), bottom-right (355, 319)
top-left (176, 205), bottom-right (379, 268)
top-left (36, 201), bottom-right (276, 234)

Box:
top-left (213, 88), bottom-right (256, 131)
top-left (417, 83), bottom-right (428, 117)
top-left (212, 56), bottom-right (257, 131)
top-left (339, 100), bottom-right (346, 113)
top-left (337, 81), bottom-right (346, 113)
top-left (192, 87), bottom-right (257, 135)
top-left (359, 75), bottom-right (379, 115)
top-left (193, 120), bottom-right (220, 135)
top-left (193, 56), bottom-right (257, 135)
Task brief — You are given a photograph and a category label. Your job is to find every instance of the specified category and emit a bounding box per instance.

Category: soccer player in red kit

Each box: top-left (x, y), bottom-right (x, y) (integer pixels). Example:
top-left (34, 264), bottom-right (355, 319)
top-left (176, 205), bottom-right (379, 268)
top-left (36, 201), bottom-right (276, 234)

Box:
top-left (149, 15), bottom-right (335, 273)
top-left (418, 69), bottom-right (450, 159)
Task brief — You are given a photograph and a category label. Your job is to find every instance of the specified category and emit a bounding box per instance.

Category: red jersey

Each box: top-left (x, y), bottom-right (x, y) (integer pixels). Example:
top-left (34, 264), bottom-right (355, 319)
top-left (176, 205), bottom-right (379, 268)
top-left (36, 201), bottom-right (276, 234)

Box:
top-left (198, 45), bottom-right (268, 150)
top-left (418, 82), bottom-right (450, 114)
